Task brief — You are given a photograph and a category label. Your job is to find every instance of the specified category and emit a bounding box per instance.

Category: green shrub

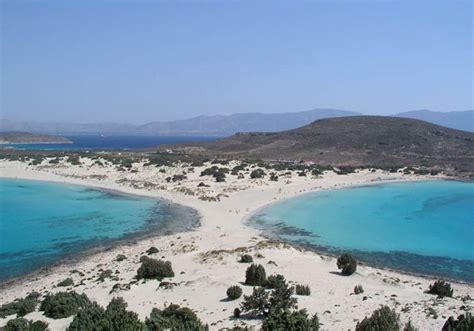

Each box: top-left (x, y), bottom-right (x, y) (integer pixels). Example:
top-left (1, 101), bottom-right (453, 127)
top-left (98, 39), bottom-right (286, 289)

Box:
top-left (233, 307), bottom-right (241, 318)
top-left (442, 313), bottom-right (473, 331)
top-left (145, 304), bottom-right (207, 331)
top-left (250, 169), bottom-right (265, 179)
top-left (268, 281), bottom-right (297, 311)
top-left (239, 254), bottom-right (253, 263)
top-left (97, 269), bottom-right (116, 282)
top-left (337, 253), bottom-right (357, 275)
top-left (0, 292), bottom-right (41, 318)
top-left (146, 247), bottom-right (159, 255)
top-left (136, 257), bottom-right (174, 280)
top-left (57, 278), bottom-right (74, 287)
top-left (354, 284), bottom-right (364, 295)
top-left (245, 264), bottom-right (267, 286)
top-left (265, 274), bottom-right (286, 289)
top-left (67, 297), bottom-right (143, 331)
top-left (355, 306), bottom-right (400, 331)
top-left (116, 254), bottom-right (127, 262)
top-left (226, 286), bottom-right (243, 300)
top-left (3, 317), bottom-right (39, 331)
top-left (28, 320), bottom-right (48, 331)
top-left (404, 320), bottom-right (418, 331)
top-left (262, 309), bottom-right (319, 331)
top-left (428, 280), bottom-right (453, 298)
top-left (39, 291), bottom-right (91, 319)
top-left (295, 284), bottom-right (311, 296)
top-left (240, 287), bottom-right (270, 317)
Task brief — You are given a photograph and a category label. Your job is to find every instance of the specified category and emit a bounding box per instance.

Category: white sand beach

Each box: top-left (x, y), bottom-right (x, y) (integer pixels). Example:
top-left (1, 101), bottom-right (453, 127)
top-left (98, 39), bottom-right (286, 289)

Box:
top-left (0, 158), bottom-right (472, 330)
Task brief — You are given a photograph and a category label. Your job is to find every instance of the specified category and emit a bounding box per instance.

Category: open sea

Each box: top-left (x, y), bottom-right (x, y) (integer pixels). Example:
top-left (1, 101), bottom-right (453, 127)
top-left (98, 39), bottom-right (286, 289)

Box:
top-left (3, 135), bottom-right (219, 150)
top-left (249, 180), bottom-right (474, 282)
top-left (0, 178), bottom-right (199, 281)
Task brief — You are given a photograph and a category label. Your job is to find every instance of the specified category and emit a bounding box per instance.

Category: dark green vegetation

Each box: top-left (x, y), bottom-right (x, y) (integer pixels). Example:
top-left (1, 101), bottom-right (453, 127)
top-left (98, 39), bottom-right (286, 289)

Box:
top-left (145, 304), bottom-right (208, 331)
top-left (428, 280), bottom-right (454, 298)
top-left (161, 116), bottom-right (474, 176)
top-left (265, 274), bottom-right (286, 290)
top-left (442, 313), bottom-right (473, 331)
top-left (239, 254), bottom-right (253, 263)
top-left (39, 292), bottom-right (91, 319)
top-left (245, 264), bottom-right (267, 286)
top-left (136, 257), bottom-right (174, 280)
top-left (146, 246), bottom-right (159, 255)
top-left (3, 318), bottom-right (48, 331)
top-left (295, 284), bottom-right (311, 296)
top-left (238, 272), bottom-right (319, 330)
top-left (250, 169), bottom-right (266, 179)
top-left (261, 309), bottom-right (319, 331)
top-left (0, 293), bottom-right (41, 318)
top-left (354, 284), bottom-right (364, 295)
top-left (57, 278), bottom-right (74, 287)
top-left (337, 253), bottom-right (357, 276)
top-left (226, 285), bottom-right (243, 300)
top-left (0, 132), bottom-right (71, 144)
top-left (356, 306), bottom-right (401, 331)
top-left (67, 297), bottom-right (143, 331)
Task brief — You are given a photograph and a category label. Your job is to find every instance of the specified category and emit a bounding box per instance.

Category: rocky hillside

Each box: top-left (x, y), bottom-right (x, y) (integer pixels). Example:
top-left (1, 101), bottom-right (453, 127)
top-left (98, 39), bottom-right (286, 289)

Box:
top-left (162, 116), bottom-right (474, 173)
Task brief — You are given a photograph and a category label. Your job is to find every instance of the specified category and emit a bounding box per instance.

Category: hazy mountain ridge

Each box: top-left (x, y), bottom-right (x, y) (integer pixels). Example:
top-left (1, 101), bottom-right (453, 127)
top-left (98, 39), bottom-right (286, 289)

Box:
top-left (164, 116), bottom-right (474, 174)
top-left (395, 110), bottom-right (474, 132)
top-left (1, 109), bottom-right (472, 135)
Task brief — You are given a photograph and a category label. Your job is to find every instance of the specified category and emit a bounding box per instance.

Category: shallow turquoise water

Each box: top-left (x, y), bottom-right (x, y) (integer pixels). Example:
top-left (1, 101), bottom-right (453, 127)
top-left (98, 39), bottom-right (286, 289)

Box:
top-left (250, 181), bottom-right (474, 282)
top-left (0, 178), bottom-right (198, 281)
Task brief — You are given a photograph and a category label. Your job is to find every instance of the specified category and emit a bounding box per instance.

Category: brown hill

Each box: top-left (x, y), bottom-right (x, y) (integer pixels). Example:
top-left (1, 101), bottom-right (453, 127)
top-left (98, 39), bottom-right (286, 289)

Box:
top-left (161, 116), bottom-right (474, 173)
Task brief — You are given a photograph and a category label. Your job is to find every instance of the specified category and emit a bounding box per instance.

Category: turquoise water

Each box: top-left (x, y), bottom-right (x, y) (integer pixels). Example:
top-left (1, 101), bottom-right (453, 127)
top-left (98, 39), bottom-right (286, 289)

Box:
top-left (250, 181), bottom-right (474, 282)
top-left (0, 178), bottom-right (199, 281)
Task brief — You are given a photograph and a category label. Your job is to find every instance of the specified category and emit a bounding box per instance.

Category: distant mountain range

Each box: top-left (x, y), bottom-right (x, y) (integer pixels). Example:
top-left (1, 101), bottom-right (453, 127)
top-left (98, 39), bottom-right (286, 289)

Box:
top-left (1, 109), bottom-right (472, 135)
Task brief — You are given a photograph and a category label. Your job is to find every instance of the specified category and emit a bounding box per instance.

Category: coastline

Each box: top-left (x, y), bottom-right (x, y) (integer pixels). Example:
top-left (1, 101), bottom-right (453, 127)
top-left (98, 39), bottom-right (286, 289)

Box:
top-left (0, 159), bottom-right (473, 330)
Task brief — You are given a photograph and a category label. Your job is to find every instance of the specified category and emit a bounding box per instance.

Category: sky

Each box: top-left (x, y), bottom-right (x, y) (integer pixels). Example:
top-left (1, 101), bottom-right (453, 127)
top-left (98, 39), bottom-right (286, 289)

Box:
top-left (1, 0), bottom-right (472, 124)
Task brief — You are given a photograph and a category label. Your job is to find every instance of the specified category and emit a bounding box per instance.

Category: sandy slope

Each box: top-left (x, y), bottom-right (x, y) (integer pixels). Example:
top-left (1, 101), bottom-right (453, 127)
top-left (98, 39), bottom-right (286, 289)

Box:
top-left (0, 159), bottom-right (472, 330)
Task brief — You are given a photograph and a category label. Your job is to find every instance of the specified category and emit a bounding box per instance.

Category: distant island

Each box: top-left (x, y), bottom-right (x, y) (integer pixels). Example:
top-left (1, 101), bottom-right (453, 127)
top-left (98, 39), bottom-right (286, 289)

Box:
top-left (0, 132), bottom-right (72, 144)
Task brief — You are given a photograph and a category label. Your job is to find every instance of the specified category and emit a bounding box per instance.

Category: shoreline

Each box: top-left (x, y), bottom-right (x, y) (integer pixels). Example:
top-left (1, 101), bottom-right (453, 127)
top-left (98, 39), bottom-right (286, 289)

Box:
top-left (1, 160), bottom-right (473, 330)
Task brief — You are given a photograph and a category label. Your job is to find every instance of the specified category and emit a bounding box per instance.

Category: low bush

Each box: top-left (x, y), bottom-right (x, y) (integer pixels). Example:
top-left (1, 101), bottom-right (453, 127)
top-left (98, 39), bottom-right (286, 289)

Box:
top-left (442, 313), bottom-right (473, 331)
top-left (428, 280), bottom-right (453, 298)
top-left (67, 297), bottom-right (143, 331)
top-left (262, 309), bottom-right (319, 331)
top-left (0, 292), bottom-right (41, 318)
top-left (295, 284), bottom-right (311, 296)
top-left (337, 253), bottom-right (357, 276)
top-left (146, 247), bottom-right (159, 255)
top-left (57, 278), bottom-right (74, 287)
top-left (40, 291), bottom-right (91, 319)
top-left (226, 285), bottom-right (243, 300)
top-left (245, 264), bottom-right (267, 286)
top-left (355, 305), bottom-right (400, 331)
top-left (239, 254), bottom-right (253, 263)
top-left (265, 274), bottom-right (286, 289)
top-left (116, 254), bottom-right (127, 262)
top-left (240, 287), bottom-right (270, 317)
top-left (250, 169), bottom-right (265, 179)
top-left (136, 257), bottom-right (174, 280)
top-left (233, 307), bottom-right (241, 318)
top-left (268, 281), bottom-right (297, 312)
top-left (97, 269), bottom-right (116, 282)
top-left (404, 320), bottom-right (418, 331)
top-left (145, 304), bottom-right (208, 331)
top-left (4, 318), bottom-right (48, 331)
top-left (354, 284), bottom-right (364, 295)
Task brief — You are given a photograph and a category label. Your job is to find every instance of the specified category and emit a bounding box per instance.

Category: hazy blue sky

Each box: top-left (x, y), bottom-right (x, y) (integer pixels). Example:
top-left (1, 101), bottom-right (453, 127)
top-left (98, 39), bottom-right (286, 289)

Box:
top-left (1, 0), bottom-right (472, 124)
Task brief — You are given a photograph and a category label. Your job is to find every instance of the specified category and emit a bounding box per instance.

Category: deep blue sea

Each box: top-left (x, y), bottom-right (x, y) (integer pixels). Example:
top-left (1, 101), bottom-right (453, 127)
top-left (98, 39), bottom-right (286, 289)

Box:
top-left (250, 180), bottom-right (474, 282)
top-left (0, 178), bottom-right (199, 281)
top-left (3, 135), bottom-right (219, 150)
